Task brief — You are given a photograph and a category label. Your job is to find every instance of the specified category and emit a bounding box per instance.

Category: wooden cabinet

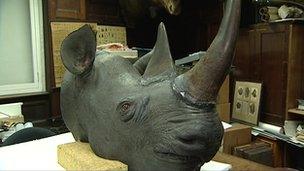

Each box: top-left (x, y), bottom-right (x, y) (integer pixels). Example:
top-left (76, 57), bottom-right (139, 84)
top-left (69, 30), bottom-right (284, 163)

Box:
top-left (48, 0), bottom-right (123, 24)
top-left (233, 23), bottom-right (304, 126)
top-left (48, 0), bottom-right (86, 21)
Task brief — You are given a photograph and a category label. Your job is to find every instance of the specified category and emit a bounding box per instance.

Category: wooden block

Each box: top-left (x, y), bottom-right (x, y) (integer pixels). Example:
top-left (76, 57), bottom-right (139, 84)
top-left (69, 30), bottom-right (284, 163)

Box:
top-left (57, 142), bottom-right (127, 170)
top-left (222, 123), bottom-right (252, 154)
top-left (217, 103), bottom-right (231, 122)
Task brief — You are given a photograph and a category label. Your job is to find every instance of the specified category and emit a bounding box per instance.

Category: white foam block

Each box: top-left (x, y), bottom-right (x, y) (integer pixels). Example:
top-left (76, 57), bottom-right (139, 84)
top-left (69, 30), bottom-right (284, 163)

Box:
top-left (201, 160), bottom-right (232, 171)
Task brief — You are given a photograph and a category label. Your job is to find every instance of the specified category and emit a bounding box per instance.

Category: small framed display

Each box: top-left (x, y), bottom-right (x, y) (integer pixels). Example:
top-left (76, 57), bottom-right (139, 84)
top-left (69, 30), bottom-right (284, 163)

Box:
top-left (232, 81), bottom-right (262, 126)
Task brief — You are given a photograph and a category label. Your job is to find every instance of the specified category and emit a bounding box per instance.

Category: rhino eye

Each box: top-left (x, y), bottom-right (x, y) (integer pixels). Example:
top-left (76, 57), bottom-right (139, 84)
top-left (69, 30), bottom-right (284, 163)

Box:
top-left (118, 101), bottom-right (135, 122)
top-left (121, 102), bottom-right (131, 112)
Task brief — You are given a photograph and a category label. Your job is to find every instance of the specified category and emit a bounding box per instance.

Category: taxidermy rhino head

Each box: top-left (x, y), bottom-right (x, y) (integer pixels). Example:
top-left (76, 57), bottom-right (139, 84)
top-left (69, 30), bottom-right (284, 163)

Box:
top-left (60, 0), bottom-right (240, 170)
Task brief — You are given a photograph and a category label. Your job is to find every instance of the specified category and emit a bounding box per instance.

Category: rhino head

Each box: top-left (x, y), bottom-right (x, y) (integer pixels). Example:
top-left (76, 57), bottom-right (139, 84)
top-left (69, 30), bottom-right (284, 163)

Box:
top-left (60, 0), bottom-right (241, 170)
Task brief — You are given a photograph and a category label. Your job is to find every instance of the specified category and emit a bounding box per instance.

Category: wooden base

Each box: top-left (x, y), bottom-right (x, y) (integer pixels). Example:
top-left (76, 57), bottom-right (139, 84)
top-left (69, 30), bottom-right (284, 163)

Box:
top-left (57, 142), bottom-right (127, 170)
top-left (58, 142), bottom-right (272, 171)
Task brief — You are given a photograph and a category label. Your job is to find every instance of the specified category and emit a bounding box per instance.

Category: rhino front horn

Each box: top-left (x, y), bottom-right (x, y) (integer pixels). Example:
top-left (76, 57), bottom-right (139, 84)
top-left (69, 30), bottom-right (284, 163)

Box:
top-left (60, 24), bottom-right (96, 77)
top-left (174, 0), bottom-right (241, 103)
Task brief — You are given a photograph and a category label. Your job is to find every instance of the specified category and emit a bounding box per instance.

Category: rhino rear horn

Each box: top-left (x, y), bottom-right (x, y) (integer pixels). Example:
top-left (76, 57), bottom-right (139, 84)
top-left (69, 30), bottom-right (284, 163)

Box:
top-left (142, 22), bottom-right (175, 78)
top-left (60, 24), bottom-right (96, 76)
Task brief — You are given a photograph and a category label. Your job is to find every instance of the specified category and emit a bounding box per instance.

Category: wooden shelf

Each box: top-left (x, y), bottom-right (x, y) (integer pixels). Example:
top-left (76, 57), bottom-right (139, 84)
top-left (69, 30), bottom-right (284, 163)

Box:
top-left (288, 108), bottom-right (304, 116)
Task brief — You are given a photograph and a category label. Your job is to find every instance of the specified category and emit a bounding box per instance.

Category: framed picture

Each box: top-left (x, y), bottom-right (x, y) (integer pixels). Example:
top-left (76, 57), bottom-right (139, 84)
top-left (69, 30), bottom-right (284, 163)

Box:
top-left (232, 81), bottom-right (262, 126)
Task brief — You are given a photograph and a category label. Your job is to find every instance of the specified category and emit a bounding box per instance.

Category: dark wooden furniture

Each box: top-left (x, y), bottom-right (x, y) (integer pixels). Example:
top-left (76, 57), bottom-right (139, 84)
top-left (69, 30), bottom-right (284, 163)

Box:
top-left (213, 152), bottom-right (273, 171)
top-left (255, 136), bottom-right (284, 167)
top-left (48, 0), bottom-right (86, 21)
top-left (48, 0), bottom-right (123, 25)
top-left (233, 23), bottom-right (304, 169)
top-left (233, 22), bottom-right (304, 126)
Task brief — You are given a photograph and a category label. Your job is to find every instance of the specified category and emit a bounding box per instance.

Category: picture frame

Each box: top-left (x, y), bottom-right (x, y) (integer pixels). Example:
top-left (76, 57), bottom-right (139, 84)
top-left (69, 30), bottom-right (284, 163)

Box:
top-left (232, 81), bottom-right (262, 126)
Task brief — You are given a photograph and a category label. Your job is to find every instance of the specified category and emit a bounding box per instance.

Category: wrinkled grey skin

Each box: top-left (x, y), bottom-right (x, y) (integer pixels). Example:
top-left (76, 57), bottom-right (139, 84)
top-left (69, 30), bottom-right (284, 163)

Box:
top-left (60, 0), bottom-right (241, 170)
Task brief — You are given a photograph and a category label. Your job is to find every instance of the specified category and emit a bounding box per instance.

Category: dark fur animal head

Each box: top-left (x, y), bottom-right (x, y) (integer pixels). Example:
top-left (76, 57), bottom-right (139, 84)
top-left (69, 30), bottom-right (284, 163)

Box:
top-left (60, 0), bottom-right (241, 170)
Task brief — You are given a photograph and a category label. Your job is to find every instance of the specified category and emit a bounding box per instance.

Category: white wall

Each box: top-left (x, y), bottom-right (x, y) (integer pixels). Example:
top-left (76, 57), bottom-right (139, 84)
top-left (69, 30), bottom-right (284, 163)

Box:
top-left (0, 0), bottom-right (34, 86)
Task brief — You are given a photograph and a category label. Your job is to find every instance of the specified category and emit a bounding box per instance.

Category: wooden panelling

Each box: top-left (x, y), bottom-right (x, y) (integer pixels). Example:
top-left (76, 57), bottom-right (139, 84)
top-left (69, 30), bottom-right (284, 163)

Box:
top-left (22, 99), bottom-right (50, 122)
top-left (233, 29), bottom-right (252, 80)
top-left (51, 88), bottom-right (61, 117)
top-left (86, 0), bottom-right (123, 25)
top-left (48, 0), bottom-right (86, 21)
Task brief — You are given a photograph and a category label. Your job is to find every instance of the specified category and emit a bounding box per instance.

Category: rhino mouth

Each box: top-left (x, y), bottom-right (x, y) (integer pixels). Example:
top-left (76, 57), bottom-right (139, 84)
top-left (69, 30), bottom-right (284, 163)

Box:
top-left (153, 144), bottom-right (201, 164)
top-left (154, 151), bottom-right (201, 163)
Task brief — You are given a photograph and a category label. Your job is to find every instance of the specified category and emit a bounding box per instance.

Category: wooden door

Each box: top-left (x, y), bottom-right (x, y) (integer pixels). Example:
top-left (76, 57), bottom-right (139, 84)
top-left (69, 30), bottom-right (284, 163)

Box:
top-left (233, 29), bottom-right (254, 81)
top-left (254, 24), bottom-right (289, 126)
top-left (48, 0), bottom-right (86, 21)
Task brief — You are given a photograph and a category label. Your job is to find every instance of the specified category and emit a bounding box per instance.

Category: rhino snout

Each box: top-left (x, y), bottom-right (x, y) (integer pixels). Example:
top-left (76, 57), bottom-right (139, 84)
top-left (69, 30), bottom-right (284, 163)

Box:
top-left (154, 118), bottom-right (223, 164)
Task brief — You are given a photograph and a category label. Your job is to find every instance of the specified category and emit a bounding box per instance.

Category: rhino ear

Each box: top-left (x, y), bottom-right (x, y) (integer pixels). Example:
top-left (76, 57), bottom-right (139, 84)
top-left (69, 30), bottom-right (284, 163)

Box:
top-left (143, 22), bottom-right (175, 78)
top-left (60, 24), bottom-right (96, 76)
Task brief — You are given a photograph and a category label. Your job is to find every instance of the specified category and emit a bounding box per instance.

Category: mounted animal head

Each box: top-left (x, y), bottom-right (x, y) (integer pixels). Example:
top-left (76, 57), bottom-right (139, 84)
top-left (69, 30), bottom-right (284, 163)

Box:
top-left (60, 0), bottom-right (241, 170)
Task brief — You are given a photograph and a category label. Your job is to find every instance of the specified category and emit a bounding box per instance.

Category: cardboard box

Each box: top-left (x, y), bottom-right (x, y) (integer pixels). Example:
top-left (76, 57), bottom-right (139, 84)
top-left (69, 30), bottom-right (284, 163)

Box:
top-left (217, 103), bottom-right (231, 123)
top-left (222, 123), bottom-right (252, 154)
